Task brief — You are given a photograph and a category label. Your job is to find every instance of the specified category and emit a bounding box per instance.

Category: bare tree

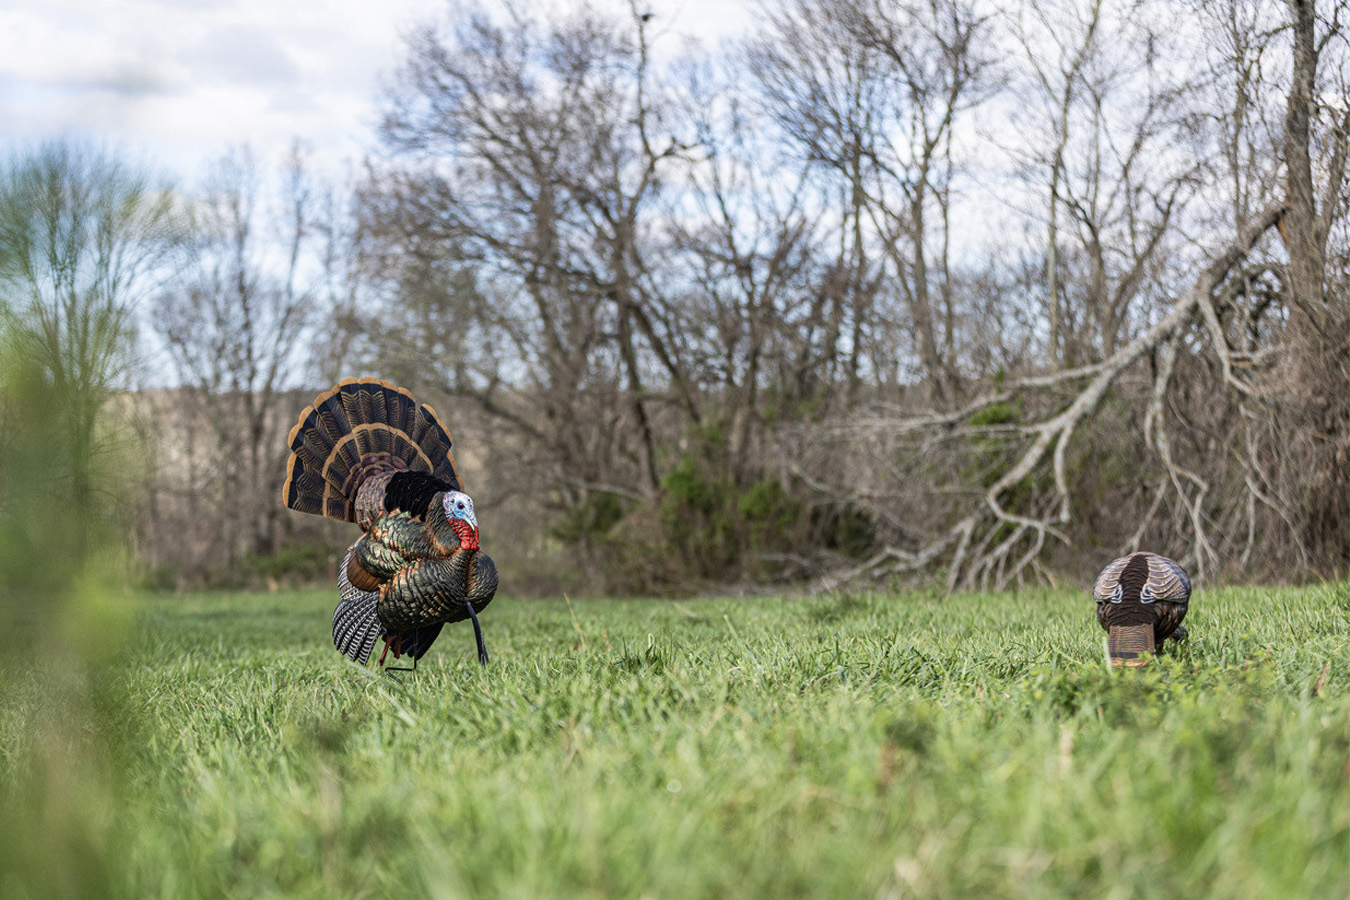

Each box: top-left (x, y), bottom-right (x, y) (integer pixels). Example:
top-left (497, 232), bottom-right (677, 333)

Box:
top-left (1277, 0), bottom-right (1350, 565)
top-left (815, 0), bottom-right (1348, 590)
top-left (368, 2), bottom-right (701, 510)
top-left (0, 141), bottom-right (178, 515)
top-left (671, 53), bottom-right (828, 483)
top-left (151, 146), bottom-right (319, 567)
top-left (310, 0), bottom-right (1350, 593)
top-left (1010, 0), bottom-right (1208, 365)
top-left (749, 0), bottom-right (990, 407)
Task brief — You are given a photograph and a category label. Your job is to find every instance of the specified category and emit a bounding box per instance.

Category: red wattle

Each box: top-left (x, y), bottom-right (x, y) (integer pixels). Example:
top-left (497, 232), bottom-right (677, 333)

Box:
top-left (450, 518), bottom-right (479, 551)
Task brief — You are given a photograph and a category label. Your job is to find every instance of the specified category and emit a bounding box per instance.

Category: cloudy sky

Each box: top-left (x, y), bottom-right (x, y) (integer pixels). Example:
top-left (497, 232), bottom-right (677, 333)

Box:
top-left (1, 0), bottom-right (752, 179)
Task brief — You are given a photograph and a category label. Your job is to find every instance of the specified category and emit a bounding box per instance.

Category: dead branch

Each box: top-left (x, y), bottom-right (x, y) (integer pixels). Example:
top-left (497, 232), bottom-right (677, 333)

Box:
top-left (813, 201), bottom-right (1288, 594)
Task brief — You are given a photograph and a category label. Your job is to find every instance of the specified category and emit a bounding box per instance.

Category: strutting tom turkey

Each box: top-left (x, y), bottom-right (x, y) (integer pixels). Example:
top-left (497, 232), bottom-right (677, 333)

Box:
top-left (1092, 552), bottom-right (1190, 667)
top-left (281, 377), bottom-right (498, 672)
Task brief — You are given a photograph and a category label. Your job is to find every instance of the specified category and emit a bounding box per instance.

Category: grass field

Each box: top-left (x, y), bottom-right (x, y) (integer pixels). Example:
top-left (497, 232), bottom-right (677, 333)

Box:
top-left (2, 583), bottom-right (1348, 899)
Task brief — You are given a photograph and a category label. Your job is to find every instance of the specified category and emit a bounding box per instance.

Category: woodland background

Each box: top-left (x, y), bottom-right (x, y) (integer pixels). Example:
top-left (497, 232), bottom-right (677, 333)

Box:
top-left (2, 0), bottom-right (1348, 597)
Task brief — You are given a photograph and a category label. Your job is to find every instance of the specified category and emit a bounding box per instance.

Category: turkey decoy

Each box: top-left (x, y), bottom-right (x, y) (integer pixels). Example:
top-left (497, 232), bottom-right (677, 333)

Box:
top-left (1092, 551), bottom-right (1190, 667)
top-left (281, 377), bottom-right (498, 673)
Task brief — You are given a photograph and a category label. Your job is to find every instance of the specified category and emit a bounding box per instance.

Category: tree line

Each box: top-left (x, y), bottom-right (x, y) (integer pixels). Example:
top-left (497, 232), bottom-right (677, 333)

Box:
top-left (2, 0), bottom-right (1347, 594)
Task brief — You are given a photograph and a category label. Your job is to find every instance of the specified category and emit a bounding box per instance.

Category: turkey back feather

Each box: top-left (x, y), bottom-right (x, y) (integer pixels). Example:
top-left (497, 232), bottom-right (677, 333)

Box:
top-left (282, 377), bottom-right (461, 523)
top-left (1092, 552), bottom-right (1191, 605)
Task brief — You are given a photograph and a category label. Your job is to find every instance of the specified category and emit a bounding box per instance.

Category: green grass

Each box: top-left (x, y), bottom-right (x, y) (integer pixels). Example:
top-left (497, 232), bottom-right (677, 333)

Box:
top-left (3, 584), bottom-right (1348, 898)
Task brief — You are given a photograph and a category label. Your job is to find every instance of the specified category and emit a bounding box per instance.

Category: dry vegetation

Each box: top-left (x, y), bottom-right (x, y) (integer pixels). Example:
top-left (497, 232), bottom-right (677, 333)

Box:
top-left (5, 0), bottom-right (1349, 596)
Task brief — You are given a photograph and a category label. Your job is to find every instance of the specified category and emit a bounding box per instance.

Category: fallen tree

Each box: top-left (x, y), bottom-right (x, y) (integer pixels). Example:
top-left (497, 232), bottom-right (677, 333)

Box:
top-left (818, 201), bottom-right (1290, 592)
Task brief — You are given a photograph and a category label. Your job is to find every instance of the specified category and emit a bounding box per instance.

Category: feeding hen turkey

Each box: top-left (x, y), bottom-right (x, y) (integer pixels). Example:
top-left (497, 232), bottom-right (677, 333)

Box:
top-left (281, 377), bottom-right (497, 673)
top-left (1092, 552), bottom-right (1190, 667)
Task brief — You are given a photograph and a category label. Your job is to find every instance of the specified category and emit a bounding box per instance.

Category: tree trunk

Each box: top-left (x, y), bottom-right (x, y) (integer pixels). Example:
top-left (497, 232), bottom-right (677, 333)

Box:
top-left (1281, 0), bottom-right (1350, 567)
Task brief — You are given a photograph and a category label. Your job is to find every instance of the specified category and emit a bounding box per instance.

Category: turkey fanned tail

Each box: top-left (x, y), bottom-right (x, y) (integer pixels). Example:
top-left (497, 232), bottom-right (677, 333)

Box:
top-left (282, 376), bottom-right (460, 523)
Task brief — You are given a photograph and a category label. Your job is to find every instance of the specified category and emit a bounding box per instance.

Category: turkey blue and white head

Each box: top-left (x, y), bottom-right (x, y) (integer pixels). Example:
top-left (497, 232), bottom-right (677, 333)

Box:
top-left (442, 490), bottom-right (479, 551)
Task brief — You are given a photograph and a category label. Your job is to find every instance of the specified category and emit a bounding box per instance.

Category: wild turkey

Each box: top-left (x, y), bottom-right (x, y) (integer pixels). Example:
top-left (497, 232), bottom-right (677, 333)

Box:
top-left (281, 377), bottom-right (497, 671)
top-left (1092, 551), bottom-right (1190, 667)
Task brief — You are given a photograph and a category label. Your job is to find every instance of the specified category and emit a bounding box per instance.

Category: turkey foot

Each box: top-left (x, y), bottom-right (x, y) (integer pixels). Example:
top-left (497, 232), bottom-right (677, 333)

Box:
top-left (381, 632), bottom-right (420, 682)
top-left (385, 655), bottom-right (418, 683)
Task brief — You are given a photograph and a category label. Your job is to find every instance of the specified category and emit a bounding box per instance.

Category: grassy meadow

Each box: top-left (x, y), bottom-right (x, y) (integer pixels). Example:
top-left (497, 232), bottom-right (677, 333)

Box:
top-left (1, 583), bottom-right (1347, 899)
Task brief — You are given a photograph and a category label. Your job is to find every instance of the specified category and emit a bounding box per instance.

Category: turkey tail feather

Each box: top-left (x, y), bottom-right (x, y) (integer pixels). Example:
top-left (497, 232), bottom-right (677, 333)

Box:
top-left (1108, 624), bottom-right (1155, 667)
top-left (282, 377), bottom-right (461, 522)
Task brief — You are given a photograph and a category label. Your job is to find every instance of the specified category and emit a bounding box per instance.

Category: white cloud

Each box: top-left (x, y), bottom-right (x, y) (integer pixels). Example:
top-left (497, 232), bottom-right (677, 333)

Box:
top-left (2, 0), bottom-right (430, 174)
top-left (187, 25), bottom-right (303, 87)
top-left (0, 0), bottom-right (753, 179)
